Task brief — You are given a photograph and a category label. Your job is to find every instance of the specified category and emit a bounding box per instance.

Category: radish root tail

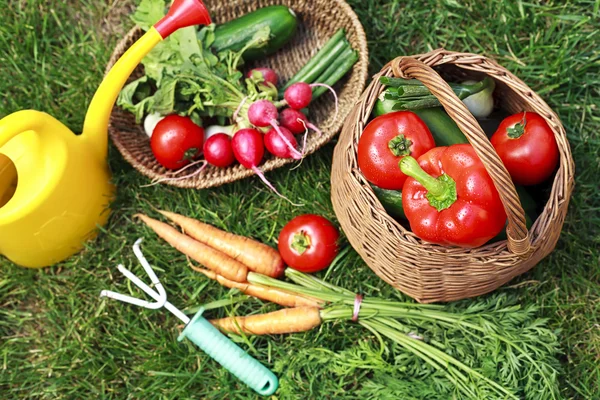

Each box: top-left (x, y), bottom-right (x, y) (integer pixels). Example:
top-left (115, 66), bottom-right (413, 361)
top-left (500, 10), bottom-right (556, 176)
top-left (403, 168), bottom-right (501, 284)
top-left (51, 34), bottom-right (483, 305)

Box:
top-left (251, 166), bottom-right (303, 207)
top-left (141, 160), bottom-right (208, 187)
top-left (310, 83), bottom-right (339, 121)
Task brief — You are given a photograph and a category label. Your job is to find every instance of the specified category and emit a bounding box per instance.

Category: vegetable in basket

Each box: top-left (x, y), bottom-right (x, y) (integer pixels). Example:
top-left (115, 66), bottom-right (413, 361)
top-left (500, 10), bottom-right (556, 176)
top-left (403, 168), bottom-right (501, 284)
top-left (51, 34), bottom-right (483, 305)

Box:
top-left (490, 111), bottom-right (559, 186)
top-left (378, 75), bottom-right (495, 116)
top-left (399, 144), bottom-right (507, 247)
top-left (357, 111), bottom-right (435, 190)
top-left (150, 114), bottom-right (204, 169)
top-left (374, 104), bottom-right (468, 146)
top-left (209, 5), bottom-right (298, 61)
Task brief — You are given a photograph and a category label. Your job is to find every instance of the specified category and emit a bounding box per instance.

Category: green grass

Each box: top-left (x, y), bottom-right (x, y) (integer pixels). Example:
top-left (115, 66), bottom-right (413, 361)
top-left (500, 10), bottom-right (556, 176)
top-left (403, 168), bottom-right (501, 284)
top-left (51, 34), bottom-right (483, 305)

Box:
top-left (1, 0), bottom-right (599, 398)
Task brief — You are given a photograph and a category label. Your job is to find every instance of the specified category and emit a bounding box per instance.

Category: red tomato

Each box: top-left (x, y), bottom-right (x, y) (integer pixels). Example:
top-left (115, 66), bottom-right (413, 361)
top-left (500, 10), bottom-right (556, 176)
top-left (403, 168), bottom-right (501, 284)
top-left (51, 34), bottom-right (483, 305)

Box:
top-left (490, 112), bottom-right (559, 186)
top-left (150, 115), bottom-right (204, 170)
top-left (357, 111), bottom-right (435, 190)
top-left (278, 215), bottom-right (340, 273)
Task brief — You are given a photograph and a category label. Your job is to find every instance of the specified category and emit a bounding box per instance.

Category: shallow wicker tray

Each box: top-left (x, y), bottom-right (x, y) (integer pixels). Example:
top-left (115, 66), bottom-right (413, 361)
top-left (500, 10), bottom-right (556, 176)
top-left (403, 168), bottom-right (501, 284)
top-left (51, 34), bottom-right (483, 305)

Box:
top-left (106, 0), bottom-right (368, 189)
top-left (331, 49), bottom-right (575, 303)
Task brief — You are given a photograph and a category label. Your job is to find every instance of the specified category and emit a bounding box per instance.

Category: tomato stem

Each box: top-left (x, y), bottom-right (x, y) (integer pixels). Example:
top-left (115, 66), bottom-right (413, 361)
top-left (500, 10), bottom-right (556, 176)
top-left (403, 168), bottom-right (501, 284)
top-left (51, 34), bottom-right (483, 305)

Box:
top-left (291, 231), bottom-right (311, 254)
top-left (183, 148), bottom-right (199, 161)
top-left (507, 111), bottom-right (527, 139)
top-left (400, 156), bottom-right (457, 211)
top-left (388, 134), bottom-right (413, 157)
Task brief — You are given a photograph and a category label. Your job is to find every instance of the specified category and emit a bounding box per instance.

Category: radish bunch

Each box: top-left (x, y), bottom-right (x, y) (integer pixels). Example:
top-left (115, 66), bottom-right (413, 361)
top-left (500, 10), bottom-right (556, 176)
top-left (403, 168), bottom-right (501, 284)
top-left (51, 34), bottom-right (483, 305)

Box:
top-left (175, 67), bottom-right (338, 204)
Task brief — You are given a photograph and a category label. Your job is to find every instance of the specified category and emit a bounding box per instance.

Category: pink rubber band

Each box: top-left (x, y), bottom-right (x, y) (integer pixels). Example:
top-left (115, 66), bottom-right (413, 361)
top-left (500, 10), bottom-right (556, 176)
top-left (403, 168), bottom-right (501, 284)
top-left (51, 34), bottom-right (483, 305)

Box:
top-left (352, 294), bottom-right (363, 322)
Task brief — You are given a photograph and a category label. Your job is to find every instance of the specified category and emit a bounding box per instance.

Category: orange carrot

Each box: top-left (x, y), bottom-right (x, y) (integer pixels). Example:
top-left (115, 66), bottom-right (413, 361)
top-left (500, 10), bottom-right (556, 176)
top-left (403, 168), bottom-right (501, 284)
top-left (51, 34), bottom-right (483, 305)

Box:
top-left (135, 213), bottom-right (248, 283)
top-left (157, 210), bottom-right (285, 278)
top-left (192, 265), bottom-right (323, 309)
top-left (210, 307), bottom-right (322, 335)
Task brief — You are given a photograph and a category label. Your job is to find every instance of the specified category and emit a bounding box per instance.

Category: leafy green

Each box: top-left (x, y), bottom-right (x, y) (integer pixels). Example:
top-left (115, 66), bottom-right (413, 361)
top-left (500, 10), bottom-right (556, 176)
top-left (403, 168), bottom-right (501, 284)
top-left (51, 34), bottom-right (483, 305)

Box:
top-left (247, 269), bottom-right (563, 399)
top-left (130, 0), bottom-right (165, 31)
top-left (117, 0), bottom-right (275, 125)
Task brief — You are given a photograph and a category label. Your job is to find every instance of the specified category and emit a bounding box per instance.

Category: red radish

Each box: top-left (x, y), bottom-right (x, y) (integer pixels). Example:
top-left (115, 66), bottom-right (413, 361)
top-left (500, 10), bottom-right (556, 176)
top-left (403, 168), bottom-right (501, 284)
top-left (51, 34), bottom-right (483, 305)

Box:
top-left (264, 126), bottom-right (300, 159)
top-left (204, 133), bottom-right (235, 168)
top-left (248, 100), bottom-right (279, 127)
top-left (248, 100), bottom-right (303, 159)
top-left (232, 128), bottom-right (302, 206)
top-left (232, 128), bottom-right (265, 169)
top-left (279, 108), bottom-right (308, 134)
top-left (284, 82), bottom-right (339, 118)
top-left (247, 67), bottom-right (278, 86)
top-left (279, 108), bottom-right (322, 136)
top-left (284, 82), bottom-right (312, 110)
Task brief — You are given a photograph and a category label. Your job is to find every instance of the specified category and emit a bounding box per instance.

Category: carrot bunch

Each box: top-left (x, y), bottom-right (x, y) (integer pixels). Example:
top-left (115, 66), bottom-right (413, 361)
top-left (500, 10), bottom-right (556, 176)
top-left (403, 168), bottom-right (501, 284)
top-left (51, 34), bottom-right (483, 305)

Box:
top-left (135, 211), bottom-right (322, 310)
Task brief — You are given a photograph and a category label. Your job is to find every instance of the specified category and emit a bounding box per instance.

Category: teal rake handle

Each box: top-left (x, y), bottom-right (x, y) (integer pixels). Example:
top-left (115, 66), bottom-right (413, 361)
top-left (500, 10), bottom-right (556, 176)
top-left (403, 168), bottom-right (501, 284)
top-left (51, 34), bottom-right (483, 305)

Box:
top-left (178, 308), bottom-right (279, 396)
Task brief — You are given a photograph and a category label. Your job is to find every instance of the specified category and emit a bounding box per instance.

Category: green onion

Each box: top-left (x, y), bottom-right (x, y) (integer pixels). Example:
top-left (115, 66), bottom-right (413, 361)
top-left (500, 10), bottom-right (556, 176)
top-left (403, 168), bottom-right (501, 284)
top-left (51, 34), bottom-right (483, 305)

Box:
top-left (283, 29), bottom-right (346, 89)
top-left (312, 49), bottom-right (359, 99)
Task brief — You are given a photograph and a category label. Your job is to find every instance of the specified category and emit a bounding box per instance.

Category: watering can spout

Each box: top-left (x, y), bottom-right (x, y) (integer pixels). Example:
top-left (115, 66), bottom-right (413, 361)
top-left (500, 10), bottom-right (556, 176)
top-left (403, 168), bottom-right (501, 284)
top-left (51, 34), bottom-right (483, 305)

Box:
top-left (81, 0), bottom-right (211, 161)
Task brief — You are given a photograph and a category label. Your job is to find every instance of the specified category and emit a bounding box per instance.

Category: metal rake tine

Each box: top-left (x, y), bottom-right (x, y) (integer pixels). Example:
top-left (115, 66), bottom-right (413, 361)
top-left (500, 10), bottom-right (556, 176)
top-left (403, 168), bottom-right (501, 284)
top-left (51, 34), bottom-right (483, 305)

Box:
top-left (99, 238), bottom-right (168, 310)
top-left (100, 264), bottom-right (165, 310)
top-left (132, 238), bottom-right (166, 301)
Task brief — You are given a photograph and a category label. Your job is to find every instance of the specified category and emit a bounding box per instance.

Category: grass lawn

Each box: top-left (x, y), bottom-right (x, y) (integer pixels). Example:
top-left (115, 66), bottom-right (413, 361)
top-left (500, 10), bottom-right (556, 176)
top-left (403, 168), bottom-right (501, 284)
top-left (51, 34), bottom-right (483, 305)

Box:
top-left (1, 0), bottom-right (598, 398)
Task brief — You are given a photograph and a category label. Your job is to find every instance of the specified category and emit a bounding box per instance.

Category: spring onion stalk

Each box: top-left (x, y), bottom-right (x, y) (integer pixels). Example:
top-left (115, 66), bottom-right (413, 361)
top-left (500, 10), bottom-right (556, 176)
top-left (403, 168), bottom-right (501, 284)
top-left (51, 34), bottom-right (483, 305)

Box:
top-left (283, 29), bottom-right (347, 89)
top-left (284, 39), bottom-right (349, 91)
top-left (461, 79), bottom-right (496, 118)
top-left (380, 76), bottom-right (496, 111)
top-left (312, 49), bottom-right (359, 99)
top-left (309, 46), bottom-right (355, 92)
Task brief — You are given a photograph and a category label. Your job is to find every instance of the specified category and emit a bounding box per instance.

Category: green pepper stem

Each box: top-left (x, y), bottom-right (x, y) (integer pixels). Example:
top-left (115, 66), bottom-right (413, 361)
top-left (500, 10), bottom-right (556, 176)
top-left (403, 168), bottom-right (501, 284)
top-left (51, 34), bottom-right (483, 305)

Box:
top-left (400, 156), bottom-right (446, 196)
top-left (400, 156), bottom-right (458, 211)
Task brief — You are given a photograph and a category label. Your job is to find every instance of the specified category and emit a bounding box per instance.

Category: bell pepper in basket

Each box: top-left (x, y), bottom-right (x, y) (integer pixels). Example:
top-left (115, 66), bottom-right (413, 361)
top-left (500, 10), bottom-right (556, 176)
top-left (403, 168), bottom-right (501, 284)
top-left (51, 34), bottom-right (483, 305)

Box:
top-left (399, 144), bottom-right (507, 248)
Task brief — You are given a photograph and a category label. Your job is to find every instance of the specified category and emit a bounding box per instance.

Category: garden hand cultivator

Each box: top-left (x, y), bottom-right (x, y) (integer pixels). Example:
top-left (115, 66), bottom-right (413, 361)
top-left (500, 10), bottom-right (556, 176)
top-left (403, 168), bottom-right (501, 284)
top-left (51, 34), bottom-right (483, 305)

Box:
top-left (100, 238), bottom-right (278, 396)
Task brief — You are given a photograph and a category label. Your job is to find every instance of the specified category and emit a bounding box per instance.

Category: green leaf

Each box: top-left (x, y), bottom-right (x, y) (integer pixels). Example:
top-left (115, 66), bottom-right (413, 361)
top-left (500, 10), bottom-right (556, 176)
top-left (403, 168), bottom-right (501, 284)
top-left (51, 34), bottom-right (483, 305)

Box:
top-left (130, 0), bottom-right (166, 31)
top-left (116, 76), bottom-right (153, 123)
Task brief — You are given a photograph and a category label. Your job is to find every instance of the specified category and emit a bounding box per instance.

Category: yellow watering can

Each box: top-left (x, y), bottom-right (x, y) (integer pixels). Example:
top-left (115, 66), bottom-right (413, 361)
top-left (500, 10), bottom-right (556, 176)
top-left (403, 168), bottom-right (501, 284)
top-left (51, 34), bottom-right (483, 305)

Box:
top-left (0, 0), bottom-right (211, 268)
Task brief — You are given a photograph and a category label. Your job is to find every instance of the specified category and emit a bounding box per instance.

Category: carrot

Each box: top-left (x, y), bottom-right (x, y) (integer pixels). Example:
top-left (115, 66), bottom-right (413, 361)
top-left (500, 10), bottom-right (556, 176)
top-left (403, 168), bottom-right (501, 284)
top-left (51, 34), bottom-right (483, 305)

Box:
top-left (135, 213), bottom-right (248, 283)
top-left (210, 307), bottom-right (322, 335)
top-left (157, 210), bottom-right (285, 278)
top-left (192, 265), bottom-right (323, 309)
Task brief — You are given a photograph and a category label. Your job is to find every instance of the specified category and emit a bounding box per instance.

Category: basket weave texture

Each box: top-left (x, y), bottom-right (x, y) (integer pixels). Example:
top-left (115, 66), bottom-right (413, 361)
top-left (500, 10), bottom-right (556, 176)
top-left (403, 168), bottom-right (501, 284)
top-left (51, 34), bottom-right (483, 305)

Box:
top-left (331, 49), bottom-right (575, 303)
top-left (106, 0), bottom-right (368, 189)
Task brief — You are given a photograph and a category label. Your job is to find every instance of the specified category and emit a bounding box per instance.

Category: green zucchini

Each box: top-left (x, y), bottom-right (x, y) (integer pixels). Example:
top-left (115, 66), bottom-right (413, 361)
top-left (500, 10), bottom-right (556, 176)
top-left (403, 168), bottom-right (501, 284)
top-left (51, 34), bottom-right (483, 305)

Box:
top-left (371, 185), bottom-right (406, 220)
top-left (488, 185), bottom-right (537, 243)
top-left (374, 97), bottom-right (468, 146)
top-left (211, 6), bottom-right (298, 61)
top-left (413, 108), bottom-right (468, 146)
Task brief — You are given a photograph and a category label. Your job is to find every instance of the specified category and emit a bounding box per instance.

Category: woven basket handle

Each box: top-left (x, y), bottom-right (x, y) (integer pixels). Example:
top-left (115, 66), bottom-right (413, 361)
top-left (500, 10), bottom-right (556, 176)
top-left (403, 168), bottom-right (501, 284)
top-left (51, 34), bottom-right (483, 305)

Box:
top-left (390, 56), bottom-right (531, 256)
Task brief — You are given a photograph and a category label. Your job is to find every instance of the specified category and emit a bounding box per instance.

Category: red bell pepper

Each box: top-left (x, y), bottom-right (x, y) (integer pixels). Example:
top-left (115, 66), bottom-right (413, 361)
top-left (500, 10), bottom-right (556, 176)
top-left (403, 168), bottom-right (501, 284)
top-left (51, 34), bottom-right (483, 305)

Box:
top-left (399, 144), bottom-right (507, 248)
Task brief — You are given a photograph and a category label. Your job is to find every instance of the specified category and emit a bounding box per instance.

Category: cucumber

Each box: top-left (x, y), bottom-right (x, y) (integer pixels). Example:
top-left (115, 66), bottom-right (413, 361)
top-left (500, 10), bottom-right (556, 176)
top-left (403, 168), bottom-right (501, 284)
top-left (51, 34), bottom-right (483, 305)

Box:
top-left (371, 185), bottom-right (406, 220)
top-left (374, 96), bottom-right (468, 146)
top-left (211, 6), bottom-right (298, 61)
top-left (413, 108), bottom-right (469, 146)
top-left (488, 185), bottom-right (537, 243)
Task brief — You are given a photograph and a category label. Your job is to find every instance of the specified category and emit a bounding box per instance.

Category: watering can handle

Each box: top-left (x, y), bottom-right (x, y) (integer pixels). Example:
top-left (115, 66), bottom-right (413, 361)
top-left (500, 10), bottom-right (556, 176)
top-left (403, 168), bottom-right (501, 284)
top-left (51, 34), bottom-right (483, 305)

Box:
top-left (178, 309), bottom-right (278, 396)
top-left (0, 110), bottom-right (52, 148)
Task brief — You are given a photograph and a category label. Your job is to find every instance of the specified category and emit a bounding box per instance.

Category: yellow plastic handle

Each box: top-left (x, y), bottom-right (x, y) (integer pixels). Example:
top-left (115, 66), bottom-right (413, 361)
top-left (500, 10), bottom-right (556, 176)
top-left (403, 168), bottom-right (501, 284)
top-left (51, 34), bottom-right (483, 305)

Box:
top-left (0, 110), bottom-right (48, 148)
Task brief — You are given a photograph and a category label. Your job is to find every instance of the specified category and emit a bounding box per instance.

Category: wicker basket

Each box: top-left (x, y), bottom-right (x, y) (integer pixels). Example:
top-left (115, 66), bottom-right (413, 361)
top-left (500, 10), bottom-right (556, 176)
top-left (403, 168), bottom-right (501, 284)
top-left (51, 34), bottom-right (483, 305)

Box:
top-left (331, 49), bottom-right (575, 303)
top-left (106, 0), bottom-right (368, 189)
